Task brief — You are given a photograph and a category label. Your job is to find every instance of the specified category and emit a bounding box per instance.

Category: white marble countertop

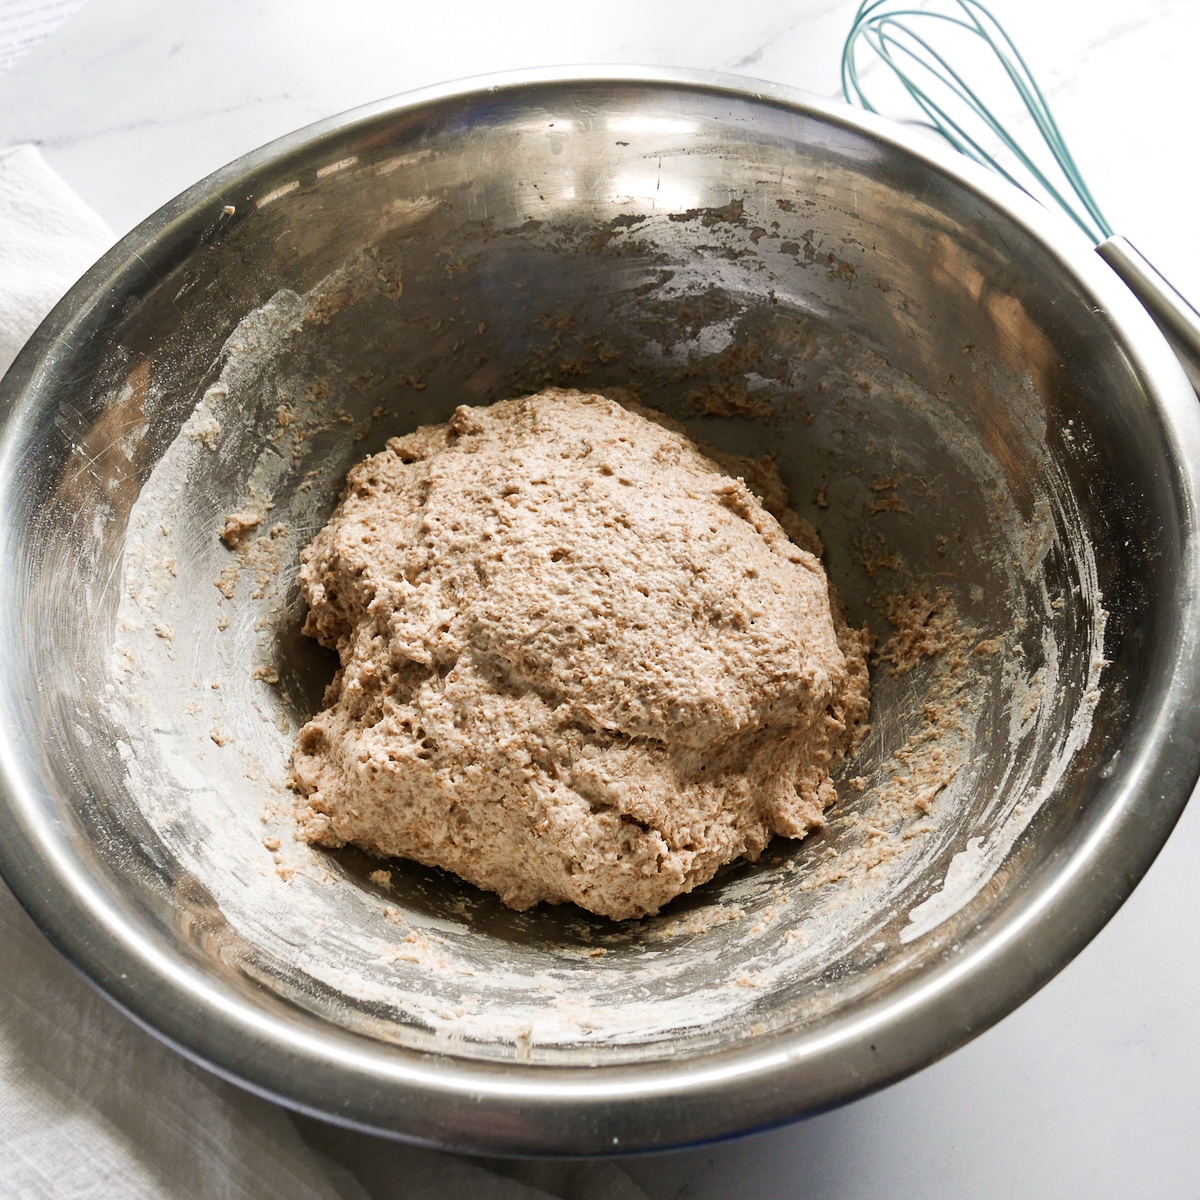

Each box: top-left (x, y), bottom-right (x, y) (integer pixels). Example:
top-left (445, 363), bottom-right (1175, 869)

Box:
top-left (3, 2), bottom-right (1200, 1196)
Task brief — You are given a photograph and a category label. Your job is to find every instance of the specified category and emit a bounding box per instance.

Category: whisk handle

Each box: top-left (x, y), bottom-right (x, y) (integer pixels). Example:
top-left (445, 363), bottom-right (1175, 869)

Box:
top-left (1097, 235), bottom-right (1200, 395)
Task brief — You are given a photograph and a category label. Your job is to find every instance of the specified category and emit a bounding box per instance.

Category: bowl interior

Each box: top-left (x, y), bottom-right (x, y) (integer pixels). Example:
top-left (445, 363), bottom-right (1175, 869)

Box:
top-left (1, 76), bottom-right (1187, 1130)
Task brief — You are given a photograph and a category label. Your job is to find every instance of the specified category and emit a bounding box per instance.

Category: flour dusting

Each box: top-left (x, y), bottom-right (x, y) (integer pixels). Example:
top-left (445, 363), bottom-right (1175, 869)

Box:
top-left (103, 243), bottom-right (1109, 1062)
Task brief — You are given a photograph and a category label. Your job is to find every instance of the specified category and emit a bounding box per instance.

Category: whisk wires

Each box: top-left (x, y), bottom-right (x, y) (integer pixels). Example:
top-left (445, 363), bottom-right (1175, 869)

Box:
top-left (841, 0), bottom-right (1112, 243)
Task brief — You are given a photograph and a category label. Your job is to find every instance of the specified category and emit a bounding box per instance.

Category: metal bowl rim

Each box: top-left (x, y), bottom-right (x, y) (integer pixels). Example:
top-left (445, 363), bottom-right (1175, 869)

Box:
top-left (1, 64), bottom-right (1199, 1153)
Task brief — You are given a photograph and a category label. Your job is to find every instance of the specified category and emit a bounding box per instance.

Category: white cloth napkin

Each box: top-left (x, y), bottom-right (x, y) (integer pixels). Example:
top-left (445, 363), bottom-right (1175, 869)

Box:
top-left (0, 143), bottom-right (649, 1200)
top-left (0, 142), bottom-right (111, 374)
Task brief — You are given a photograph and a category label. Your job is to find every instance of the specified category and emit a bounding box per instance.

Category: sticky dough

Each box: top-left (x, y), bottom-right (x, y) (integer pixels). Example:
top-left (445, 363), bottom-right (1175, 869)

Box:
top-left (291, 388), bottom-right (870, 920)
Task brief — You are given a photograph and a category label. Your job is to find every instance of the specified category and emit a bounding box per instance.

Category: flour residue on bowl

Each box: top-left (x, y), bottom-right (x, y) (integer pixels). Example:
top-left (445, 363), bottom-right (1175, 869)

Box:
top-left (104, 231), bottom-right (1109, 1063)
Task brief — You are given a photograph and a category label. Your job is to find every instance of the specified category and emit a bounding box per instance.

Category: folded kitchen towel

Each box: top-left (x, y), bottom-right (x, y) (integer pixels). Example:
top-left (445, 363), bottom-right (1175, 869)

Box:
top-left (0, 142), bottom-right (112, 375)
top-left (0, 142), bottom-right (649, 1200)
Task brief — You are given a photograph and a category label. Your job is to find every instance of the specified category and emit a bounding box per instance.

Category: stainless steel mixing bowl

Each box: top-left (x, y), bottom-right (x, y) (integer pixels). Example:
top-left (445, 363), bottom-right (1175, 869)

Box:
top-left (2, 67), bottom-right (1200, 1155)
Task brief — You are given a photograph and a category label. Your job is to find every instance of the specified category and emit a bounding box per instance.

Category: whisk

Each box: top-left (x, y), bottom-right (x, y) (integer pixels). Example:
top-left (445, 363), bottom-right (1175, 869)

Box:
top-left (840, 0), bottom-right (1200, 392)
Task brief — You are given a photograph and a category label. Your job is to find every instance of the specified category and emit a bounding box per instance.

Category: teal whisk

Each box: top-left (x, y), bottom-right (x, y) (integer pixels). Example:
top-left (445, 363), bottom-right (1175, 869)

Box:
top-left (840, 0), bottom-right (1200, 391)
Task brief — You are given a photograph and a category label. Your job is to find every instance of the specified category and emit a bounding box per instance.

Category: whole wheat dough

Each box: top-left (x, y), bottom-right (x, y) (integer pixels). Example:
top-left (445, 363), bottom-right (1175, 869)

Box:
top-left (291, 388), bottom-right (870, 920)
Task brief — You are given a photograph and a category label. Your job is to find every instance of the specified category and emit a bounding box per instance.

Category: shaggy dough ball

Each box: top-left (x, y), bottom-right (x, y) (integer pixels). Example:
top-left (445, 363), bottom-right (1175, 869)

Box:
top-left (291, 388), bottom-right (869, 920)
